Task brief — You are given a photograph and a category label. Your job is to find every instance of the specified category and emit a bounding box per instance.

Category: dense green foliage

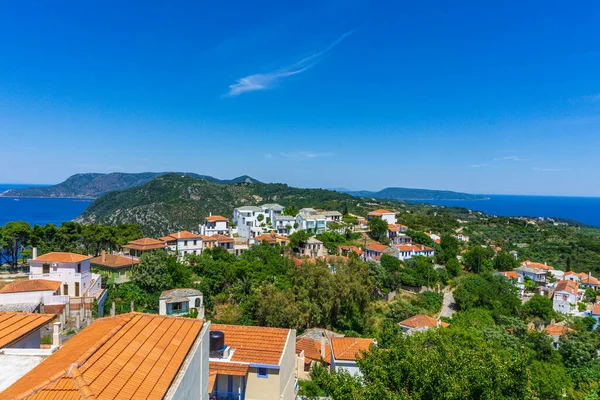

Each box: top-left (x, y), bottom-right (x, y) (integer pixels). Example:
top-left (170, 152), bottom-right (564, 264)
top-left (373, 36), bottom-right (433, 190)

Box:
top-left (0, 221), bottom-right (142, 266)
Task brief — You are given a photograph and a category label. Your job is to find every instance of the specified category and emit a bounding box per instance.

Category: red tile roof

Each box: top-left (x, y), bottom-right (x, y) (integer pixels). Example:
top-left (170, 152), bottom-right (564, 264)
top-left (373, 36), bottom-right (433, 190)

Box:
top-left (499, 271), bottom-right (521, 280)
top-left (337, 245), bottom-right (363, 256)
top-left (296, 337), bottom-right (331, 364)
top-left (160, 231), bottom-right (203, 241)
top-left (368, 209), bottom-right (393, 216)
top-left (366, 243), bottom-right (388, 252)
top-left (211, 234), bottom-right (234, 243)
top-left (209, 361), bottom-right (249, 376)
top-left (32, 252), bottom-right (91, 263)
top-left (0, 279), bottom-right (61, 294)
top-left (330, 337), bottom-right (374, 361)
top-left (521, 260), bottom-right (555, 271)
top-left (544, 324), bottom-right (574, 336)
top-left (211, 324), bottom-right (290, 365)
top-left (593, 303), bottom-right (600, 316)
top-left (205, 215), bottom-right (228, 222)
top-left (90, 254), bottom-right (139, 269)
top-left (555, 280), bottom-right (579, 295)
top-left (0, 312), bottom-right (56, 349)
top-left (399, 314), bottom-right (449, 329)
top-left (1, 313), bottom-right (204, 400)
top-left (122, 238), bottom-right (167, 251)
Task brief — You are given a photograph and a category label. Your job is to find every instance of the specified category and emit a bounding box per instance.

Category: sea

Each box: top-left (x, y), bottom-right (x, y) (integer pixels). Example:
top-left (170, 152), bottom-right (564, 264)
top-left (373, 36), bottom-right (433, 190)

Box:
top-left (1, 184), bottom-right (600, 227)
top-left (410, 195), bottom-right (600, 227)
top-left (0, 184), bottom-right (93, 226)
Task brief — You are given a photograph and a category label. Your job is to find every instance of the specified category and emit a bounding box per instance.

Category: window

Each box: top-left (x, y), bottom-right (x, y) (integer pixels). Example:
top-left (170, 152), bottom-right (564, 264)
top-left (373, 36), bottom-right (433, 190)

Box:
top-left (77, 263), bottom-right (81, 273)
top-left (193, 240), bottom-right (197, 246)
top-left (184, 240), bottom-right (188, 246)
top-left (257, 367), bottom-right (268, 378)
top-left (42, 264), bottom-right (50, 274)
top-left (195, 298), bottom-right (201, 307)
top-left (172, 302), bottom-right (183, 311)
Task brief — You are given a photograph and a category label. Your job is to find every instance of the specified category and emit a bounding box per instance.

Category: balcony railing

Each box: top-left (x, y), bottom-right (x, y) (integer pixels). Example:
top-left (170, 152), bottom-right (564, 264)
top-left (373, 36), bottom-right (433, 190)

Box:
top-left (167, 308), bottom-right (189, 316)
top-left (211, 391), bottom-right (245, 400)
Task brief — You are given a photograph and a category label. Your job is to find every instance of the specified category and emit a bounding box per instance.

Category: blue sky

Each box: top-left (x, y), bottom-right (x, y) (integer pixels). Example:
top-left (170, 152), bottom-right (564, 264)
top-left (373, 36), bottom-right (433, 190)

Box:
top-left (1, 1), bottom-right (600, 196)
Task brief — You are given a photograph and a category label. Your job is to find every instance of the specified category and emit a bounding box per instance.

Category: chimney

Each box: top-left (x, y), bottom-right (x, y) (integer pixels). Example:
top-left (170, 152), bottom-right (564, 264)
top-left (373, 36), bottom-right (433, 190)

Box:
top-left (589, 271), bottom-right (592, 282)
top-left (52, 322), bottom-right (62, 348)
top-left (32, 247), bottom-right (38, 260)
top-left (436, 319), bottom-right (441, 328)
top-left (110, 302), bottom-right (116, 317)
top-left (101, 250), bottom-right (106, 263)
top-left (130, 300), bottom-right (135, 313)
top-left (178, 232), bottom-right (181, 238)
top-left (320, 333), bottom-right (327, 358)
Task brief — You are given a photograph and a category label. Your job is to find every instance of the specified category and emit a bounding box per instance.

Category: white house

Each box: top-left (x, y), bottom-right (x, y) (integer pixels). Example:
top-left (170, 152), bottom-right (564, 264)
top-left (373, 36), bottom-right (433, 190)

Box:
top-left (425, 232), bottom-right (441, 243)
top-left (233, 206), bottom-right (266, 238)
top-left (553, 280), bottom-right (580, 315)
top-left (0, 279), bottom-right (69, 313)
top-left (159, 288), bottom-right (204, 318)
top-left (495, 271), bottom-right (525, 291)
top-left (160, 231), bottom-right (204, 258)
top-left (515, 265), bottom-right (548, 283)
top-left (329, 337), bottom-right (376, 377)
top-left (317, 210), bottom-right (343, 224)
top-left (29, 252), bottom-right (101, 299)
top-left (199, 215), bottom-right (231, 237)
top-left (274, 215), bottom-right (297, 236)
top-left (367, 209), bottom-right (397, 225)
top-left (395, 244), bottom-right (435, 261)
top-left (296, 213), bottom-right (327, 234)
top-left (261, 203), bottom-right (285, 222)
top-left (455, 233), bottom-right (469, 242)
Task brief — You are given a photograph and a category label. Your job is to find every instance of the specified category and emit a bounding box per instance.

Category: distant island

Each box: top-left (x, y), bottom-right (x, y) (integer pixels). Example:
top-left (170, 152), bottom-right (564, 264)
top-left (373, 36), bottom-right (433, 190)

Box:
top-left (0, 172), bottom-right (259, 199)
top-left (339, 187), bottom-right (487, 201)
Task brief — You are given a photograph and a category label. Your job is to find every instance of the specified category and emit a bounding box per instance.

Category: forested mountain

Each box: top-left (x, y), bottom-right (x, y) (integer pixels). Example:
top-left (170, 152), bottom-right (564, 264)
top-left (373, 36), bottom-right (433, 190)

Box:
top-left (342, 187), bottom-right (486, 200)
top-left (0, 172), bottom-right (260, 198)
top-left (75, 174), bottom-right (368, 236)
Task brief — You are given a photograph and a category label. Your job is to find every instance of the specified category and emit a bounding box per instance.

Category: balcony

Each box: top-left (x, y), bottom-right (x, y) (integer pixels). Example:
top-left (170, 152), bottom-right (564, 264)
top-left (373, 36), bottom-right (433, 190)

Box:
top-left (212, 391), bottom-right (245, 400)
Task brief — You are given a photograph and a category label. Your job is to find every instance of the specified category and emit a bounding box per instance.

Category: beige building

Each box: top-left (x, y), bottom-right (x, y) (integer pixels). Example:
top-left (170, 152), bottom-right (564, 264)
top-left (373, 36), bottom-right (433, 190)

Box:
top-left (209, 324), bottom-right (297, 400)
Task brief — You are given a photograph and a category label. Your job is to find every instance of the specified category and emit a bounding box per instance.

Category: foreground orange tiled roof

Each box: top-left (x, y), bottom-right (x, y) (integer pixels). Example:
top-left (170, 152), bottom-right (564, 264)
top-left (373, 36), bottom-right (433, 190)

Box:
top-left (296, 337), bottom-right (331, 364)
top-left (211, 324), bottom-right (290, 365)
top-left (90, 254), bottom-right (139, 269)
top-left (1, 313), bottom-right (204, 400)
top-left (0, 312), bottom-right (56, 349)
top-left (0, 279), bottom-right (61, 294)
top-left (399, 314), bottom-right (449, 329)
top-left (32, 252), bottom-right (91, 263)
top-left (122, 237), bottom-right (167, 251)
top-left (544, 324), bottom-right (574, 336)
top-left (211, 234), bottom-right (234, 243)
top-left (330, 337), bottom-right (374, 361)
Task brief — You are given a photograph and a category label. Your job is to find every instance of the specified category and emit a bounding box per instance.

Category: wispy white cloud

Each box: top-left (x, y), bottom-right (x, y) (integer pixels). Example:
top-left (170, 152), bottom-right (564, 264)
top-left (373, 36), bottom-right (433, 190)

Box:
top-left (225, 30), bottom-right (355, 97)
top-left (280, 151), bottom-right (334, 159)
top-left (494, 156), bottom-right (521, 161)
top-left (533, 167), bottom-right (565, 172)
top-left (469, 163), bottom-right (488, 168)
top-left (264, 153), bottom-right (273, 159)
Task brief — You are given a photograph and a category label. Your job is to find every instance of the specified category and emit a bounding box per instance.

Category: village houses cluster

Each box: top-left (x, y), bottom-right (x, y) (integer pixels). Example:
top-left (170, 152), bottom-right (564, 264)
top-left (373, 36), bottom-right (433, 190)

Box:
top-left (2, 203), bottom-right (593, 399)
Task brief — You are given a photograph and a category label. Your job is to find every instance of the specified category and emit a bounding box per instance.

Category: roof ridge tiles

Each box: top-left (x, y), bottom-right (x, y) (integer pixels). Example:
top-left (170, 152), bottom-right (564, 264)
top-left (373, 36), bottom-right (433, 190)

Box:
top-left (69, 364), bottom-right (96, 400)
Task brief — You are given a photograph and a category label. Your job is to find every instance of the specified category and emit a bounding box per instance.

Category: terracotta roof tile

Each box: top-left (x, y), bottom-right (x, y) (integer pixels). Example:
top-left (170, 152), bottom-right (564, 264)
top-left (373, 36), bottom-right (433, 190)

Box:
top-left (593, 303), bottom-right (600, 316)
top-left (211, 324), bottom-right (290, 365)
top-left (122, 238), bottom-right (167, 251)
top-left (0, 312), bottom-right (56, 349)
top-left (32, 252), bottom-right (91, 263)
top-left (90, 254), bottom-right (139, 269)
top-left (399, 314), bottom-right (449, 329)
top-left (0, 279), bottom-right (61, 294)
top-left (555, 280), bottom-right (578, 295)
top-left (0, 313), bottom-right (203, 400)
top-left (296, 338), bottom-right (331, 364)
top-left (161, 231), bottom-right (203, 240)
top-left (330, 337), bottom-right (374, 361)
top-left (368, 209), bottom-right (393, 216)
top-left (205, 215), bottom-right (228, 222)
top-left (366, 243), bottom-right (388, 252)
top-left (499, 271), bottom-right (521, 280)
top-left (211, 234), bottom-right (234, 243)
top-left (209, 361), bottom-right (249, 376)
top-left (544, 324), bottom-right (574, 336)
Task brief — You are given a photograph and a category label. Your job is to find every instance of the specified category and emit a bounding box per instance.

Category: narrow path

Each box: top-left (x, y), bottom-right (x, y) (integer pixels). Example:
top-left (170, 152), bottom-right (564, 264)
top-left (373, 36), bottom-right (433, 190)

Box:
top-left (440, 290), bottom-right (455, 318)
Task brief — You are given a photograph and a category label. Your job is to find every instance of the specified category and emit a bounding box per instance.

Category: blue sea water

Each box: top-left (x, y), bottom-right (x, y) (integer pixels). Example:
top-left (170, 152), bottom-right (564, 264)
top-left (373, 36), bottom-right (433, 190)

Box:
top-left (0, 184), bottom-right (93, 226)
top-left (411, 195), bottom-right (600, 227)
top-left (1, 183), bottom-right (600, 227)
